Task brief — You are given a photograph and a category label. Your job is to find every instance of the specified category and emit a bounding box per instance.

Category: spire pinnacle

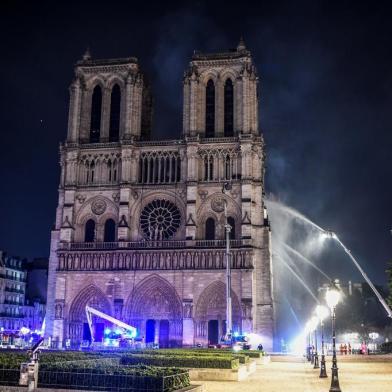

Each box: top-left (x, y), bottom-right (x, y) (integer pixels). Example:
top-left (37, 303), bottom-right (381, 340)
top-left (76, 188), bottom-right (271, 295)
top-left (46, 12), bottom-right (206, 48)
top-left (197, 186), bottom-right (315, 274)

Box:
top-left (237, 36), bottom-right (246, 52)
top-left (82, 48), bottom-right (91, 61)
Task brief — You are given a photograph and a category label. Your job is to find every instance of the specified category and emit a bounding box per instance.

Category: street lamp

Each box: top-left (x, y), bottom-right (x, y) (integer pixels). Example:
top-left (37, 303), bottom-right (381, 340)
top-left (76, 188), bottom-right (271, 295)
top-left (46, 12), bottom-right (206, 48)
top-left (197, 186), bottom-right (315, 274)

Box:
top-left (316, 305), bottom-right (329, 378)
top-left (305, 320), bottom-right (312, 361)
top-left (310, 316), bottom-right (319, 369)
top-left (222, 182), bottom-right (232, 342)
top-left (326, 281), bottom-right (342, 392)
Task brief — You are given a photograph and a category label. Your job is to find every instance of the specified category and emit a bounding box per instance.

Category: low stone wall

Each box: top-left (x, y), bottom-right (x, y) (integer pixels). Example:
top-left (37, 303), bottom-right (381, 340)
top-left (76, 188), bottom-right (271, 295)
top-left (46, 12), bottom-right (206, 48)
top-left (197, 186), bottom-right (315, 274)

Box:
top-left (189, 360), bottom-right (257, 381)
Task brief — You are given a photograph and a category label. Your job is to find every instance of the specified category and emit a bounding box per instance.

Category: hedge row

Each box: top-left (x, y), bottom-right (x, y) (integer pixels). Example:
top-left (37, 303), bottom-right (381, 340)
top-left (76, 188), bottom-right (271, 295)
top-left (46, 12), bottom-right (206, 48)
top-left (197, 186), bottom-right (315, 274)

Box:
top-left (40, 351), bottom-right (105, 364)
top-left (38, 363), bottom-right (189, 392)
top-left (0, 352), bottom-right (29, 368)
top-left (142, 349), bottom-right (249, 364)
top-left (121, 353), bottom-right (239, 369)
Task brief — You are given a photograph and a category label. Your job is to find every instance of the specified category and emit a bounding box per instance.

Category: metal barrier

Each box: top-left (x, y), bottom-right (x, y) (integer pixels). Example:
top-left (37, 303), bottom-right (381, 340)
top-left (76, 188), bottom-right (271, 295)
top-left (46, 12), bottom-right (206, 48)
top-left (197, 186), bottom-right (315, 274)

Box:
top-left (38, 368), bottom-right (190, 392)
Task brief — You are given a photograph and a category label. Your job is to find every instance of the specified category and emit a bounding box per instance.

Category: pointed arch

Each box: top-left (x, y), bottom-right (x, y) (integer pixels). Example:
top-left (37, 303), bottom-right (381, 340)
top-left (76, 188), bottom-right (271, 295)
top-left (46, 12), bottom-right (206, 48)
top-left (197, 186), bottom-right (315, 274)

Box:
top-left (104, 218), bottom-right (116, 242)
top-left (227, 216), bottom-right (236, 240)
top-left (205, 217), bottom-right (216, 240)
top-left (109, 84), bottom-right (121, 142)
top-left (126, 275), bottom-right (182, 321)
top-left (224, 79), bottom-right (234, 136)
top-left (69, 284), bottom-right (111, 323)
top-left (84, 219), bottom-right (95, 242)
top-left (90, 85), bottom-right (102, 143)
top-left (205, 79), bottom-right (215, 137)
top-left (194, 280), bottom-right (241, 327)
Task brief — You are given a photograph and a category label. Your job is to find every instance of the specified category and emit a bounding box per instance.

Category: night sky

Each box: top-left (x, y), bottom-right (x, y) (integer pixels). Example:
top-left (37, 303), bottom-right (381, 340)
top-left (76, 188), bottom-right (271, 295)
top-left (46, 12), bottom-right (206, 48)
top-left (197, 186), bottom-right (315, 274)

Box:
top-left (0, 1), bottom-right (391, 285)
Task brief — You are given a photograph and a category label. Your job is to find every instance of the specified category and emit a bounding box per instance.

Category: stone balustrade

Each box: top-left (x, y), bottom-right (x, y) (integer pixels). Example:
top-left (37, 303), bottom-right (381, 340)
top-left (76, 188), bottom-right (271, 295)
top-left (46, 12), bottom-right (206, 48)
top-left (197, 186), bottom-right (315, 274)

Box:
top-left (57, 246), bottom-right (253, 271)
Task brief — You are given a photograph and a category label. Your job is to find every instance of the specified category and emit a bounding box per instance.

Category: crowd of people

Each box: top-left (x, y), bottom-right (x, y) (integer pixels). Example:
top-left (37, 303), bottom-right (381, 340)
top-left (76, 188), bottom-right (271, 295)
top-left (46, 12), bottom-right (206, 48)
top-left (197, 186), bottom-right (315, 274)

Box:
top-left (339, 342), bottom-right (370, 355)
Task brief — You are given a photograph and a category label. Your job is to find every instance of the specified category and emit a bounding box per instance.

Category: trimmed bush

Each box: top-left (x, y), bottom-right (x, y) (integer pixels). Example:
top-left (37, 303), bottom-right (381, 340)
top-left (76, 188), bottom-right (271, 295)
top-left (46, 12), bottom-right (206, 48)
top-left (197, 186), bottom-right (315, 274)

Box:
top-left (38, 363), bottom-right (189, 392)
top-left (121, 353), bottom-right (239, 369)
top-left (133, 348), bottom-right (250, 364)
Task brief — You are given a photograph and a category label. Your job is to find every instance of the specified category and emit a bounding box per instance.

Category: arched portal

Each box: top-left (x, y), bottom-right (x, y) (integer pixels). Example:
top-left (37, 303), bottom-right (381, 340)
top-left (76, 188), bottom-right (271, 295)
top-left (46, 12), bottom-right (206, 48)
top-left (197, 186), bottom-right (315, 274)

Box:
top-left (194, 281), bottom-right (241, 344)
top-left (126, 275), bottom-right (182, 347)
top-left (68, 285), bottom-right (111, 346)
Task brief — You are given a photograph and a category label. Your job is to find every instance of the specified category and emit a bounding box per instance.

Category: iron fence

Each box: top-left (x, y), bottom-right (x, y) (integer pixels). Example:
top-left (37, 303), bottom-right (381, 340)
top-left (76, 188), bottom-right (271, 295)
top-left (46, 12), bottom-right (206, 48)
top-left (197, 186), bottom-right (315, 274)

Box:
top-left (38, 369), bottom-right (189, 392)
top-left (0, 367), bottom-right (20, 385)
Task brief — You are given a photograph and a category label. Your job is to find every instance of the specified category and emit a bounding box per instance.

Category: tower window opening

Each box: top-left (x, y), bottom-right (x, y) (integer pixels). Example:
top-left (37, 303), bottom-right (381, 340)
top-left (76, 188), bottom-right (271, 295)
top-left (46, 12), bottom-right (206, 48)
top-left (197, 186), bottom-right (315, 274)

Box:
top-left (108, 160), bottom-right (112, 182)
top-left (205, 79), bottom-right (215, 137)
top-left (109, 84), bottom-right (121, 142)
top-left (90, 162), bottom-right (95, 183)
top-left (224, 155), bottom-right (231, 180)
top-left (224, 79), bottom-right (234, 137)
top-left (204, 156), bottom-right (213, 181)
top-left (104, 219), bottom-right (116, 242)
top-left (90, 86), bottom-right (102, 143)
top-left (84, 219), bottom-right (95, 242)
top-left (227, 216), bottom-right (235, 240)
top-left (205, 217), bottom-right (216, 240)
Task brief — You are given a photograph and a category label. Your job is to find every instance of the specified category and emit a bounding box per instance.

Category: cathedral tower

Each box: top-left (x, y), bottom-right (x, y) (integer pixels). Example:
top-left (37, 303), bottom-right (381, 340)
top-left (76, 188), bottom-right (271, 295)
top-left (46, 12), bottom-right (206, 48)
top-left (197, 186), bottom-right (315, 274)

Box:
top-left (46, 41), bottom-right (274, 351)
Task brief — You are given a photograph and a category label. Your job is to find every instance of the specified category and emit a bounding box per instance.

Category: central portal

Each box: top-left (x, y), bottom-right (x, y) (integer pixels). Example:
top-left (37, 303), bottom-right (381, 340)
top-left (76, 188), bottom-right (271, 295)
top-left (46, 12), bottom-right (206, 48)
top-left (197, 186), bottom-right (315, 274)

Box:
top-left (208, 319), bottom-right (219, 345)
top-left (159, 319), bottom-right (170, 348)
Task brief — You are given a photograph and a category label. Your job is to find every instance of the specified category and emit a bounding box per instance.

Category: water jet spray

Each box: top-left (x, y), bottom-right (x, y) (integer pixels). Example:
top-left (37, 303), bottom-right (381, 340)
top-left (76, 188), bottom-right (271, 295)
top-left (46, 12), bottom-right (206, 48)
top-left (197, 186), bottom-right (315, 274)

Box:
top-left (323, 230), bottom-right (392, 319)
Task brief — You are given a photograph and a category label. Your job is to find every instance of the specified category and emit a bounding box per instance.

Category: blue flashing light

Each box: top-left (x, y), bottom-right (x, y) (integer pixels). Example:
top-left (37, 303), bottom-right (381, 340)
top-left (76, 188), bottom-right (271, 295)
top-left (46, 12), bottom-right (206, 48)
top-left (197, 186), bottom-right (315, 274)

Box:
top-left (233, 331), bottom-right (239, 337)
top-left (115, 329), bottom-right (122, 335)
top-left (104, 328), bottom-right (111, 335)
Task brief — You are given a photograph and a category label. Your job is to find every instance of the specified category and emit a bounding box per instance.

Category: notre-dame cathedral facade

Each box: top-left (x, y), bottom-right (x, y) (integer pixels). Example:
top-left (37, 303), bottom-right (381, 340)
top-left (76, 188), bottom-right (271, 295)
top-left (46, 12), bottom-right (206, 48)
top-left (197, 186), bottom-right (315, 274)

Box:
top-left (45, 40), bottom-right (274, 351)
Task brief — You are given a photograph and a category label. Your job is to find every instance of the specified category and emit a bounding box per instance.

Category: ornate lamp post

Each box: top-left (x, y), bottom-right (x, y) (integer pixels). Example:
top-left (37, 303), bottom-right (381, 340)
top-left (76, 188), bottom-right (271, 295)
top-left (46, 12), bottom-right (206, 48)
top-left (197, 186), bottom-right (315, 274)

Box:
top-left (315, 305), bottom-right (329, 378)
top-left (305, 320), bottom-right (312, 362)
top-left (309, 316), bottom-right (319, 368)
top-left (222, 182), bottom-right (232, 342)
top-left (326, 281), bottom-right (342, 392)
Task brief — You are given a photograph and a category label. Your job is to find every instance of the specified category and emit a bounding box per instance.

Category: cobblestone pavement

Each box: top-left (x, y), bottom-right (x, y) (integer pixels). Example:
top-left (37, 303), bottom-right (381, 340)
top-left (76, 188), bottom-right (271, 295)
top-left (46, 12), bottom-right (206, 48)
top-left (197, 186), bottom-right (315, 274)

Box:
top-left (197, 356), bottom-right (392, 392)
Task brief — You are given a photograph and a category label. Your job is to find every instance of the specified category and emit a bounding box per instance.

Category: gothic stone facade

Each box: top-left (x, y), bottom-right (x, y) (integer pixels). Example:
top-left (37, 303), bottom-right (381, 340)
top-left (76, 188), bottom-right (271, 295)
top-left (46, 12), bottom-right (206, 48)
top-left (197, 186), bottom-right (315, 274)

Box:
top-left (46, 41), bottom-right (274, 350)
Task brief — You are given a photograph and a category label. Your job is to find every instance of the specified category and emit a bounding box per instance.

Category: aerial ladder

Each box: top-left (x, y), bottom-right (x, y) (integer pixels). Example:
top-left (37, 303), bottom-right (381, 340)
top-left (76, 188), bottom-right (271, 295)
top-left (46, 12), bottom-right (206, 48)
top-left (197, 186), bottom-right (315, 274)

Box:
top-left (85, 305), bottom-right (137, 343)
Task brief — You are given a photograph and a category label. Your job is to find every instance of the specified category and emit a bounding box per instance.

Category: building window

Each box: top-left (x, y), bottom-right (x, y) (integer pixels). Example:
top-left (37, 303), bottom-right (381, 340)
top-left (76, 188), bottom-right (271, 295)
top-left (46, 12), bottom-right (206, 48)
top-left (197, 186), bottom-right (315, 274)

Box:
top-left (224, 155), bottom-right (231, 180)
top-left (224, 79), bottom-right (234, 136)
top-left (205, 218), bottom-right (216, 240)
top-left (84, 219), bottom-right (95, 242)
top-left (138, 153), bottom-right (181, 184)
top-left (109, 84), bottom-right (121, 142)
top-left (90, 86), bottom-right (102, 143)
top-left (104, 219), bottom-right (116, 242)
top-left (204, 156), bottom-right (214, 181)
top-left (227, 217), bottom-right (235, 240)
top-left (205, 79), bottom-right (215, 137)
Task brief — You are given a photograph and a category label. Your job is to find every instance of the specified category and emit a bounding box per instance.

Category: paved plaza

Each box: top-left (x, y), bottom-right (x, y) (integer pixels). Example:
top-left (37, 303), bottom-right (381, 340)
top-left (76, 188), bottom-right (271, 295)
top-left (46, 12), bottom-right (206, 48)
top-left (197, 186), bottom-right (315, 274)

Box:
top-left (197, 356), bottom-right (392, 392)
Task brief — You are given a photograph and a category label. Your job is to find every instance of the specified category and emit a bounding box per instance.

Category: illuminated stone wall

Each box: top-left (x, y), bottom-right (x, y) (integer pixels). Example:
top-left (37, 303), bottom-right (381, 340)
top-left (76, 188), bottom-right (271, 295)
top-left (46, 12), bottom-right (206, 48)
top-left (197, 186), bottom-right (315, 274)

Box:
top-left (46, 42), bottom-right (274, 351)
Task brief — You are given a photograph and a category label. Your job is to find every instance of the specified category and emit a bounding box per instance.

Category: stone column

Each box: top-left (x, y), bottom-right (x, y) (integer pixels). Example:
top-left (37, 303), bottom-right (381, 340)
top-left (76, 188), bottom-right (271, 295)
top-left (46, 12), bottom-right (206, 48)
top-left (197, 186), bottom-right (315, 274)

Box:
top-left (216, 77), bottom-right (224, 137)
top-left (235, 76), bottom-right (243, 133)
top-left (130, 74), bottom-right (143, 138)
top-left (182, 76), bottom-right (190, 136)
top-left (100, 87), bottom-right (111, 142)
top-left (189, 72), bottom-right (199, 137)
top-left (123, 74), bottom-right (133, 140)
top-left (67, 78), bottom-right (82, 143)
top-left (185, 142), bottom-right (198, 240)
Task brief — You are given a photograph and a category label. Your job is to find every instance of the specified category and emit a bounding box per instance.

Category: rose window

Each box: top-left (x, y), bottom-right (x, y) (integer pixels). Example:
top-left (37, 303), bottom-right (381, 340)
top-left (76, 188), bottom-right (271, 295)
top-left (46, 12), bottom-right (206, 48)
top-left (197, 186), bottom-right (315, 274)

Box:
top-left (140, 199), bottom-right (181, 240)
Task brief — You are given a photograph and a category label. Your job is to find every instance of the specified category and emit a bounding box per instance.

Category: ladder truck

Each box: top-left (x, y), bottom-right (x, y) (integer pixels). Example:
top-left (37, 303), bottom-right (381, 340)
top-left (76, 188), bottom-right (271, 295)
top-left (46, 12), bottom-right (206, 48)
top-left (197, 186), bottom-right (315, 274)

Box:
top-left (85, 305), bottom-right (137, 346)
